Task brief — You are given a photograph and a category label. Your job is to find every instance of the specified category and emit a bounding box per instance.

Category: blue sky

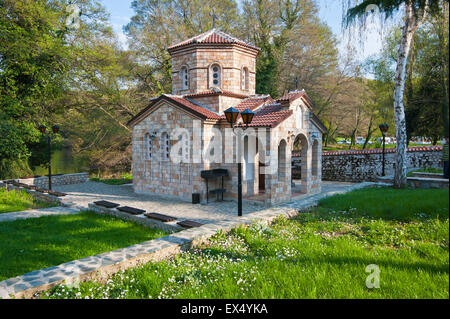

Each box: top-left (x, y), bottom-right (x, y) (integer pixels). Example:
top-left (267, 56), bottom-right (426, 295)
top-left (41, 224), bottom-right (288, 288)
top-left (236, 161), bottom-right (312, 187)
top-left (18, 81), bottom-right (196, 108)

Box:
top-left (99, 0), bottom-right (391, 65)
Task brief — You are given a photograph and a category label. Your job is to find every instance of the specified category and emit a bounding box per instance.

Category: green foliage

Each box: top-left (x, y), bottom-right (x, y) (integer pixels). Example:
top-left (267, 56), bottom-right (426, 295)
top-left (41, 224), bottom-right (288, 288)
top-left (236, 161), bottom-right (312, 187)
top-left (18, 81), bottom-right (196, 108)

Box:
top-left (0, 0), bottom-right (71, 178)
top-left (241, 0), bottom-right (338, 98)
top-left (345, 0), bottom-right (446, 25)
top-left (90, 172), bottom-right (133, 185)
top-left (407, 167), bottom-right (444, 176)
top-left (42, 188), bottom-right (449, 299)
top-left (0, 211), bottom-right (169, 281)
top-left (0, 0), bottom-right (116, 178)
top-left (124, 0), bottom-right (241, 95)
top-left (0, 188), bottom-right (55, 214)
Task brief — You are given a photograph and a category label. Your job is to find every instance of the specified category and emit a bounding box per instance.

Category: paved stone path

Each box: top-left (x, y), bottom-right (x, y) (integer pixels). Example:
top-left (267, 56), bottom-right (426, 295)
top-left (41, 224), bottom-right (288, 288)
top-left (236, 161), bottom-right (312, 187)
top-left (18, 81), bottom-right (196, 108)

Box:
top-left (53, 181), bottom-right (361, 225)
top-left (0, 206), bottom-right (82, 223)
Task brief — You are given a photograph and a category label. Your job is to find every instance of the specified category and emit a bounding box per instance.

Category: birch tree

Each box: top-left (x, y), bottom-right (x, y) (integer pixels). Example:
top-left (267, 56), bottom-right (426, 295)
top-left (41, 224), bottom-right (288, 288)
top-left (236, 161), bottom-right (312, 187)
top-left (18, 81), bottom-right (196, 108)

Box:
top-left (345, 0), bottom-right (446, 188)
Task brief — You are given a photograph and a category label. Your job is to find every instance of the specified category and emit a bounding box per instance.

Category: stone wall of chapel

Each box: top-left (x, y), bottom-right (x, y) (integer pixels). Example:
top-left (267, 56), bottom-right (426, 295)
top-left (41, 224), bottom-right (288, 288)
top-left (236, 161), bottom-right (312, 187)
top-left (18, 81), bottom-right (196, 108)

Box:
top-left (132, 101), bottom-right (206, 200)
top-left (185, 95), bottom-right (244, 114)
top-left (171, 47), bottom-right (257, 96)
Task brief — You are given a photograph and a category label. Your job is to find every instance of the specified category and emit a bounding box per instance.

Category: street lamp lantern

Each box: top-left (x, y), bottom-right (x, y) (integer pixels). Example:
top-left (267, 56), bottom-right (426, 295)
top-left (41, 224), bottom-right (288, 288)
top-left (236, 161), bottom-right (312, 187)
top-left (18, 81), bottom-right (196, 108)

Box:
top-left (39, 125), bottom-right (47, 134)
top-left (379, 123), bottom-right (389, 136)
top-left (223, 108), bottom-right (255, 217)
top-left (224, 107), bottom-right (240, 128)
top-left (240, 109), bottom-right (255, 128)
top-left (379, 123), bottom-right (389, 176)
top-left (52, 125), bottom-right (60, 134)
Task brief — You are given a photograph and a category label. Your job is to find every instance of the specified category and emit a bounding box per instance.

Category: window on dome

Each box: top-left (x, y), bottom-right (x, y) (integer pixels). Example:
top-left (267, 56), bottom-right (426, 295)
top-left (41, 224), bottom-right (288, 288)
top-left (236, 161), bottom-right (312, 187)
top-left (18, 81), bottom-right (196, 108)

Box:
top-left (210, 64), bottom-right (221, 88)
top-left (181, 66), bottom-right (189, 90)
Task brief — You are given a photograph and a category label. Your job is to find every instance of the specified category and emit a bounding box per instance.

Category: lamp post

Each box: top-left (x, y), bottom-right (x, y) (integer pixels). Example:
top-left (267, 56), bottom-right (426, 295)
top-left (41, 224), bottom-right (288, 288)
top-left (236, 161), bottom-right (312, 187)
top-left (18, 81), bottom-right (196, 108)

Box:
top-left (224, 107), bottom-right (255, 217)
top-left (379, 124), bottom-right (389, 176)
top-left (39, 125), bottom-right (60, 190)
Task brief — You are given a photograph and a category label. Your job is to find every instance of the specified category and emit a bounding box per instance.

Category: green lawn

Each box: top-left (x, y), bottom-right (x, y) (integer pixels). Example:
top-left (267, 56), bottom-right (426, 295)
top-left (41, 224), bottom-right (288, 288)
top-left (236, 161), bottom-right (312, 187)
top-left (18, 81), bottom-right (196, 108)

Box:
top-left (407, 167), bottom-right (444, 177)
top-left (90, 173), bottom-right (132, 185)
top-left (323, 143), bottom-right (441, 152)
top-left (0, 212), bottom-right (169, 281)
top-left (0, 188), bottom-right (56, 214)
top-left (43, 187), bottom-right (449, 299)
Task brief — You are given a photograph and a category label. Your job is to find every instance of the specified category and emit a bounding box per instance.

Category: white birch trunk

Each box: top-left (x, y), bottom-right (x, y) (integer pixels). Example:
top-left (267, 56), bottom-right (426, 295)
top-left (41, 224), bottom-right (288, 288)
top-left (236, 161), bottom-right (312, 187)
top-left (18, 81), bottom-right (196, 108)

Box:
top-left (393, 3), bottom-right (420, 188)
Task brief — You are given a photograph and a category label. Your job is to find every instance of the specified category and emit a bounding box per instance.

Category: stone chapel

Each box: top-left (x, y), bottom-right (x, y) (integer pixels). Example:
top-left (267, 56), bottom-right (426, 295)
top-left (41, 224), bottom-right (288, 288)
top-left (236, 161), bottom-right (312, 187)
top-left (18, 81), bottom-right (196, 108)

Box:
top-left (128, 29), bottom-right (326, 205)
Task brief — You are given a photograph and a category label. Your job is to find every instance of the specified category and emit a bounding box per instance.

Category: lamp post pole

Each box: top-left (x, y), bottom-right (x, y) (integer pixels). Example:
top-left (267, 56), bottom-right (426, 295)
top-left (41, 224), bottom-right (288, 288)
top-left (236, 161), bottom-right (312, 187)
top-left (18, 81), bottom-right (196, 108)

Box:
top-left (379, 124), bottom-right (389, 177)
top-left (238, 161), bottom-right (242, 216)
top-left (224, 107), bottom-right (254, 217)
top-left (48, 135), bottom-right (52, 190)
top-left (39, 125), bottom-right (60, 190)
top-left (382, 133), bottom-right (386, 176)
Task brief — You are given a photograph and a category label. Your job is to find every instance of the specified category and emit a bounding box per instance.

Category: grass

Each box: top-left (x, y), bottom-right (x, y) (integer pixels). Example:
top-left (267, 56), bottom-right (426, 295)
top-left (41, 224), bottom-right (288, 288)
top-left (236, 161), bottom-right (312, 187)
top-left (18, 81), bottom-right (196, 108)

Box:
top-left (0, 212), bottom-right (169, 281)
top-left (42, 187), bottom-right (449, 299)
top-left (0, 188), bottom-right (56, 214)
top-left (90, 173), bottom-right (132, 185)
top-left (322, 143), bottom-right (441, 152)
top-left (407, 167), bottom-right (444, 177)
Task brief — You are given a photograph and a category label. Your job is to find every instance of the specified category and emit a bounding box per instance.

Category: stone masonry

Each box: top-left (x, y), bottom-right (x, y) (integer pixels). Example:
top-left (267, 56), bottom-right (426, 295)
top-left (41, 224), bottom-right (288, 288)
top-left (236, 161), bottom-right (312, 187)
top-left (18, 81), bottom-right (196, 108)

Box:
top-left (128, 29), bottom-right (327, 205)
top-left (292, 146), bottom-right (443, 182)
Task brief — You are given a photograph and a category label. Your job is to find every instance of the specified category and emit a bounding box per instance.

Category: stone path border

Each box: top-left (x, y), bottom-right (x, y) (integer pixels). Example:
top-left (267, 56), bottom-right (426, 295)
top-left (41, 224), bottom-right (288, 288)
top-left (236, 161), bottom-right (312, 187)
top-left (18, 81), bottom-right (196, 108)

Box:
top-left (88, 203), bottom-right (183, 233)
top-left (1, 181), bottom-right (78, 209)
top-left (0, 206), bottom-right (83, 223)
top-left (0, 181), bottom-right (390, 299)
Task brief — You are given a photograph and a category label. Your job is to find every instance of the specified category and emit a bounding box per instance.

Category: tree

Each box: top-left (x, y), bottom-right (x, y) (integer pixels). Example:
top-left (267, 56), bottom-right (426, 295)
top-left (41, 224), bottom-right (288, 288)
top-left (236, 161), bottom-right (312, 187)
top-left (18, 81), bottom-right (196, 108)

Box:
top-left (0, 0), bottom-right (71, 178)
top-left (124, 0), bottom-right (241, 96)
top-left (405, 15), bottom-right (448, 144)
top-left (346, 0), bottom-right (447, 188)
top-left (240, 0), bottom-right (338, 98)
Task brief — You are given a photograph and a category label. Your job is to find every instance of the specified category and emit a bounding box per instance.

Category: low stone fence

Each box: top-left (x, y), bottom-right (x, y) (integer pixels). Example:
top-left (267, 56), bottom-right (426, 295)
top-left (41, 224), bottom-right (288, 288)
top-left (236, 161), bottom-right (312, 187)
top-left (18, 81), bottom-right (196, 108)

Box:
top-left (293, 146), bottom-right (443, 182)
top-left (11, 173), bottom-right (89, 188)
top-left (407, 177), bottom-right (448, 189)
top-left (88, 203), bottom-right (183, 233)
top-left (0, 181), bottom-right (75, 207)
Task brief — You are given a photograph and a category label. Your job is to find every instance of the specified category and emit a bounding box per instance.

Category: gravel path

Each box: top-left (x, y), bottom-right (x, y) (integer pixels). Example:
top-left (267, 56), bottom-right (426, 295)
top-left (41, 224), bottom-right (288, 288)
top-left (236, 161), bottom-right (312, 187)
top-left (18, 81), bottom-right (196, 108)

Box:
top-left (0, 206), bottom-right (81, 223)
top-left (53, 181), bottom-right (267, 224)
top-left (53, 181), bottom-right (363, 224)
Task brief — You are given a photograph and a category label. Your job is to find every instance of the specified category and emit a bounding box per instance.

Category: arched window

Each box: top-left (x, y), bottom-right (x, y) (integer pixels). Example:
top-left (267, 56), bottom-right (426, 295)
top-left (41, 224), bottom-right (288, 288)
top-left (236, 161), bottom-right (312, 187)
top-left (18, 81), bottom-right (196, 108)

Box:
top-left (145, 133), bottom-right (153, 160)
top-left (312, 139), bottom-right (319, 176)
top-left (210, 64), bottom-right (221, 88)
top-left (241, 67), bottom-right (249, 91)
top-left (244, 136), bottom-right (254, 181)
top-left (181, 66), bottom-right (189, 90)
top-left (278, 139), bottom-right (287, 181)
top-left (296, 105), bottom-right (303, 129)
top-left (161, 132), bottom-right (170, 161)
top-left (178, 132), bottom-right (190, 163)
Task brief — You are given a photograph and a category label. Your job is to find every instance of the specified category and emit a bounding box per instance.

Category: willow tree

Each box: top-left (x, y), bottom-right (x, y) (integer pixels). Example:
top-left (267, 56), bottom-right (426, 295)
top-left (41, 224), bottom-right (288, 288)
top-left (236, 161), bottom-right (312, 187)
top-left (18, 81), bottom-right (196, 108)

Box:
top-left (345, 0), bottom-right (447, 188)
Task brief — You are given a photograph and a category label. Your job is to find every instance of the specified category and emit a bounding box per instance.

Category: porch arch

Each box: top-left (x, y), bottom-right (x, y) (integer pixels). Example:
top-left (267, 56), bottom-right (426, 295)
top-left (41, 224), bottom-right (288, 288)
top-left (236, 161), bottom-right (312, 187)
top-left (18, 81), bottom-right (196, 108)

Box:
top-left (292, 133), bottom-right (310, 194)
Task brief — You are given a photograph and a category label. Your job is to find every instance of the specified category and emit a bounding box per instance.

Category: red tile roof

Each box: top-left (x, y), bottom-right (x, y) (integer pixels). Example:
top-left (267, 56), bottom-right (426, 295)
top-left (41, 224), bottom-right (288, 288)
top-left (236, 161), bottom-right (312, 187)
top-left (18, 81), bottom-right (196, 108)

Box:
top-left (127, 94), bottom-right (221, 126)
top-left (245, 109), bottom-right (293, 128)
top-left (168, 96), bottom-right (221, 120)
top-left (128, 89), bottom-right (322, 131)
top-left (234, 96), bottom-right (275, 112)
top-left (183, 90), bottom-right (249, 99)
top-left (235, 102), bottom-right (292, 128)
top-left (277, 90), bottom-right (314, 108)
top-left (168, 29), bottom-right (260, 52)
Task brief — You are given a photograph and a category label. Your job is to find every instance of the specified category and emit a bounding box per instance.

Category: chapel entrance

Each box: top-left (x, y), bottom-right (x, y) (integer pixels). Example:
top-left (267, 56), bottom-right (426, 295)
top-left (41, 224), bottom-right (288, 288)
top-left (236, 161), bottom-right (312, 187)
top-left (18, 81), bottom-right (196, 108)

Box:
top-left (259, 162), bottom-right (266, 192)
top-left (292, 133), bottom-right (309, 195)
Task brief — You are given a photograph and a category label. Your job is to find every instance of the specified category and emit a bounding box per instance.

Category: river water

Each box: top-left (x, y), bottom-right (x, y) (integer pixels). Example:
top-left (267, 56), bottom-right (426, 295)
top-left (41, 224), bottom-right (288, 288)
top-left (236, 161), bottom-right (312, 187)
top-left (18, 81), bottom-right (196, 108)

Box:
top-left (32, 148), bottom-right (90, 176)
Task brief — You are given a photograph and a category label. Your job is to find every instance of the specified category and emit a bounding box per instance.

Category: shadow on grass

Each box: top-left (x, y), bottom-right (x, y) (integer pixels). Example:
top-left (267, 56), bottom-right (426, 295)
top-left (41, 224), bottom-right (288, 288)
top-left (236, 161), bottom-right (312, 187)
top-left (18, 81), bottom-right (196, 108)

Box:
top-left (0, 212), bottom-right (169, 281)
